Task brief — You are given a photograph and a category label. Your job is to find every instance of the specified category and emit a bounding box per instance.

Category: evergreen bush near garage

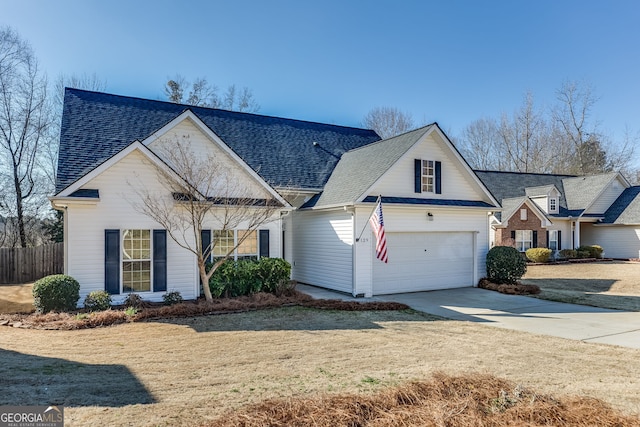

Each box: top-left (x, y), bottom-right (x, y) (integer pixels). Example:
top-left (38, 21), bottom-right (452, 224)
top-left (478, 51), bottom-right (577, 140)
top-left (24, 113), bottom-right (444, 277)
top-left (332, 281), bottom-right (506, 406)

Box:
top-left (486, 246), bottom-right (527, 284)
top-left (558, 249), bottom-right (577, 259)
top-left (577, 245), bottom-right (604, 259)
top-left (32, 274), bottom-right (80, 313)
top-left (525, 248), bottom-right (552, 263)
top-left (255, 258), bottom-right (292, 294)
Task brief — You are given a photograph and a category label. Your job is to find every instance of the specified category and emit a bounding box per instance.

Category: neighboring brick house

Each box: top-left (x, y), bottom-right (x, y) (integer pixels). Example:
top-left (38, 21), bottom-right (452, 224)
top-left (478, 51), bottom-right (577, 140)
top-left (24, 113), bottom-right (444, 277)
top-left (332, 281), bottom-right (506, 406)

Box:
top-left (493, 198), bottom-right (550, 251)
top-left (476, 170), bottom-right (640, 258)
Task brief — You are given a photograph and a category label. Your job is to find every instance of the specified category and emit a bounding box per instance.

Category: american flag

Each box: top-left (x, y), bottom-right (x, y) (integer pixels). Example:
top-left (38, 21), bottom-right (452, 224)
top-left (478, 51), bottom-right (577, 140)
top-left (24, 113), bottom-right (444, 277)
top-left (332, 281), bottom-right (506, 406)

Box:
top-left (369, 199), bottom-right (388, 263)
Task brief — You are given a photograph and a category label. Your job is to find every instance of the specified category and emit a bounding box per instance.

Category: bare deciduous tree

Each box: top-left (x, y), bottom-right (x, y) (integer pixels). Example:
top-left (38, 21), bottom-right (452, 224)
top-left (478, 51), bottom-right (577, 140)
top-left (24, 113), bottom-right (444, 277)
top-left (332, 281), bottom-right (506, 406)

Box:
top-left (131, 137), bottom-right (283, 301)
top-left (164, 75), bottom-right (260, 113)
top-left (0, 26), bottom-right (50, 247)
top-left (459, 81), bottom-right (637, 177)
top-left (362, 106), bottom-right (414, 139)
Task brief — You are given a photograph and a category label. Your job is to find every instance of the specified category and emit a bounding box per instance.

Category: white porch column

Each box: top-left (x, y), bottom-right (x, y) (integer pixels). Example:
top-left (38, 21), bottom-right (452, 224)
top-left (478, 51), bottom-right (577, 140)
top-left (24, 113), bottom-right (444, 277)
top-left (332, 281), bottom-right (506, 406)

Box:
top-left (573, 221), bottom-right (581, 249)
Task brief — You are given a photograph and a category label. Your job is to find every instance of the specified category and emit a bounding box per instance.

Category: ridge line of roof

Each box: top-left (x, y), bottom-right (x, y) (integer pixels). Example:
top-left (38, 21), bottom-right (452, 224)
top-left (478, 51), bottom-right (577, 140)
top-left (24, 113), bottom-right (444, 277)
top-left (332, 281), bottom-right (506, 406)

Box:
top-left (64, 87), bottom-right (380, 134)
top-left (474, 169), bottom-right (577, 178)
top-left (342, 123), bottom-right (436, 154)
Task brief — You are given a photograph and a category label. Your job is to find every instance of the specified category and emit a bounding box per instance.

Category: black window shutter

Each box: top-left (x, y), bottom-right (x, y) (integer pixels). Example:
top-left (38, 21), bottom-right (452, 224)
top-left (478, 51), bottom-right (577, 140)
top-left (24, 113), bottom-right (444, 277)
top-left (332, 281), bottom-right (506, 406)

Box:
top-left (259, 229), bottom-right (270, 258)
top-left (435, 161), bottom-right (442, 194)
top-left (532, 230), bottom-right (538, 248)
top-left (104, 229), bottom-right (120, 295)
top-left (510, 230), bottom-right (516, 241)
top-left (201, 230), bottom-right (211, 264)
top-left (558, 230), bottom-right (562, 250)
top-left (546, 231), bottom-right (550, 249)
top-left (414, 159), bottom-right (422, 193)
top-left (153, 230), bottom-right (167, 292)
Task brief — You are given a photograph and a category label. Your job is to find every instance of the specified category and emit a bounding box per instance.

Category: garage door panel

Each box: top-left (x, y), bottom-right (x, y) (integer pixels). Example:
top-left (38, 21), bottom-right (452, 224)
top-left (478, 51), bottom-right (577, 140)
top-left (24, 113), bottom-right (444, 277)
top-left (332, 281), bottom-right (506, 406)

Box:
top-left (373, 232), bottom-right (473, 294)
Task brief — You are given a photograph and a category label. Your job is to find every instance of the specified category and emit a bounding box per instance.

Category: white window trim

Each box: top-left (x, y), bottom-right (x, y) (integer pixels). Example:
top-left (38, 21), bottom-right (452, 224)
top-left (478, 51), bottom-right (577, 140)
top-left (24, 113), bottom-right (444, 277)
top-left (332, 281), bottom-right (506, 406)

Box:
top-left (421, 159), bottom-right (435, 193)
top-left (122, 229), bottom-right (153, 294)
top-left (213, 229), bottom-right (259, 261)
top-left (515, 230), bottom-right (533, 252)
top-left (549, 198), bottom-right (557, 213)
top-left (549, 230), bottom-right (558, 251)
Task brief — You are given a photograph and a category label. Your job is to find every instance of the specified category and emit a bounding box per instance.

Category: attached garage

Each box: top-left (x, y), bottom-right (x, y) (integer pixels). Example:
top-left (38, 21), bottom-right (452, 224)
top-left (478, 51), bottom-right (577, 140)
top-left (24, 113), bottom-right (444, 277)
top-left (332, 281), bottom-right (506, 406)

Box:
top-left (373, 231), bottom-right (475, 295)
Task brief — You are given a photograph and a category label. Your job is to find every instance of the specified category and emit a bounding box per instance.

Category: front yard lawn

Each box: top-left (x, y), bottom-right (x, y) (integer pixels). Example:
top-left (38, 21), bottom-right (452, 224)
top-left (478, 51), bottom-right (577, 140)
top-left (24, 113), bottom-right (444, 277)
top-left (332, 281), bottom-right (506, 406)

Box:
top-left (1, 307), bottom-right (640, 426)
top-left (522, 261), bottom-right (640, 311)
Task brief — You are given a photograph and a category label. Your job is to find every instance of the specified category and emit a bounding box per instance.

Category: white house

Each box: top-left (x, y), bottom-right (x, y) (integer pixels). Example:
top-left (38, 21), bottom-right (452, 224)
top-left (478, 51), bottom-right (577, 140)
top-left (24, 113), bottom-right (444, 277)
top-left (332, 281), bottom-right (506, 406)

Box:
top-left (50, 89), bottom-right (496, 302)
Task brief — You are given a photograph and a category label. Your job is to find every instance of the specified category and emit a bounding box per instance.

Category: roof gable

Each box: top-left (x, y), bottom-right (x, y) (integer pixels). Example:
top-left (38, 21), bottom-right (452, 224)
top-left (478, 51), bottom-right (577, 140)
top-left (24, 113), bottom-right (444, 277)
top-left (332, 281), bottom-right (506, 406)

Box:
top-left (57, 89), bottom-right (380, 193)
top-left (562, 172), bottom-right (620, 211)
top-left (497, 197), bottom-right (551, 227)
top-left (602, 186), bottom-right (640, 224)
top-left (309, 124), bottom-right (498, 208)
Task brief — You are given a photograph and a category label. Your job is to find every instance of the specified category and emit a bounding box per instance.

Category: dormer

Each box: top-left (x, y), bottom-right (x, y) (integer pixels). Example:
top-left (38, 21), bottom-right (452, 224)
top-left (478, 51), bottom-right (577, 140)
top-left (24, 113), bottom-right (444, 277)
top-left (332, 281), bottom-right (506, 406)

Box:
top-left (525, 185), bottom-right (560, 214)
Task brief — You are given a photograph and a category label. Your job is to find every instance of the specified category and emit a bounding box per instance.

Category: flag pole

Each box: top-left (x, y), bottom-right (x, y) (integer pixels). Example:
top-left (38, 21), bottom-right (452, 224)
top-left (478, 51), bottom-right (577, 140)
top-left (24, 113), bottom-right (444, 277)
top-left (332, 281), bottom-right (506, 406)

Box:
top-left (355, 195), bottom-right (382, 242)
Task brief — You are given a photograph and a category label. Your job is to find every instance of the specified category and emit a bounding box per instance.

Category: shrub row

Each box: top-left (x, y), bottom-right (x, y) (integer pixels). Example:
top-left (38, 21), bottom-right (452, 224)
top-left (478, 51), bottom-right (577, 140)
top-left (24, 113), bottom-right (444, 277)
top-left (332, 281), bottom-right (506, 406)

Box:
top-left (208, 258), bottom-right (292, 298)
top-left (559, 245), bottom-right (604, 260)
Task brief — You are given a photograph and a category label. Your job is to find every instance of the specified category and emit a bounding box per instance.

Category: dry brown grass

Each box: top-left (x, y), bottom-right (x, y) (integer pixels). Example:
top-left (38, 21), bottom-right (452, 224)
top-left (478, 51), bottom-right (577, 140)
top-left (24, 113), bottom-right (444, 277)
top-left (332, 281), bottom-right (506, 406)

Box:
top-left (208, 372), bottom-right (639, 427)
top-left (2, 307), bottom-right (640, 426)
top-left (522, 261), bottom-right (640, 311)
top-left (0, 282), bottom-right (35, 313)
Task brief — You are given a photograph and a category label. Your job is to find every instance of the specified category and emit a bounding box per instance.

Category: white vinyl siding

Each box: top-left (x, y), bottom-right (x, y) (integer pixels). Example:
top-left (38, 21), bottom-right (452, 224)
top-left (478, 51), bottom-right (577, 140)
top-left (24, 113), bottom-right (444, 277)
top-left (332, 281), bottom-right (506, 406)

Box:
top-left (372, 133), bottom-right (492, 203)
top-left (585, 178), bottom-right (626, 215)
top-left (291, 210), bottom-right (353, 293)
top-left (581, 224), bottom-right (640, 259)
top-left (64, 147), bottom-right (282, 304)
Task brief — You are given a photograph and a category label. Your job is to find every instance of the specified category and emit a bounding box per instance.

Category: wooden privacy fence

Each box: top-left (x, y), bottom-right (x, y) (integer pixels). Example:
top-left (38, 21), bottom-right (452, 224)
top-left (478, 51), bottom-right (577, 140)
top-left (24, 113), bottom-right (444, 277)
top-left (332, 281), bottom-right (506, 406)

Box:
top-left (0, 243), bottom-right (64, 284)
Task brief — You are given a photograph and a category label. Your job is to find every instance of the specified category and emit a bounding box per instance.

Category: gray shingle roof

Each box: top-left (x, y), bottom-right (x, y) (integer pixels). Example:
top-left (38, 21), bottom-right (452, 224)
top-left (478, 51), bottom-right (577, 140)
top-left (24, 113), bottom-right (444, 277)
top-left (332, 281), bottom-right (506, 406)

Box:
top-left (361, 196), bottom-right (494, 208)
top-left (309, 125), bottom-right (434, 207)
top-left (525, 185), bottom-right (557, 197)
top-left (562, 173), bottom-right (618, 211)
top-left (474, 170), bottom-right (576, 216)
top-left (602, 186), bottom-right (640, 224)
top-left (56, 89), bottom-right (381, 193)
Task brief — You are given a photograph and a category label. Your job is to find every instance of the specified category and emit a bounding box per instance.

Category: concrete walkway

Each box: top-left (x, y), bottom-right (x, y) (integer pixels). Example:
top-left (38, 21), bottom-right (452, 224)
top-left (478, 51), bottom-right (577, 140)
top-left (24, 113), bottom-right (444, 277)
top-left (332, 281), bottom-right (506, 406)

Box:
top-left (297, 284), bottom-right (640, 349)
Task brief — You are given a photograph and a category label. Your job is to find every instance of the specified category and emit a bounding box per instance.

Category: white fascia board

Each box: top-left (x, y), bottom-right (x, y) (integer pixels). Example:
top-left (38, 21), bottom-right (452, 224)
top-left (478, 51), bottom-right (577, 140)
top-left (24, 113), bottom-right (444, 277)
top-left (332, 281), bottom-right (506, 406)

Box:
top-left (503, 198), bottom-right (552, 228)
top-left (55, 140), bottom-right (175, 197)
top-left (140, 109), bottom-right (291, 208)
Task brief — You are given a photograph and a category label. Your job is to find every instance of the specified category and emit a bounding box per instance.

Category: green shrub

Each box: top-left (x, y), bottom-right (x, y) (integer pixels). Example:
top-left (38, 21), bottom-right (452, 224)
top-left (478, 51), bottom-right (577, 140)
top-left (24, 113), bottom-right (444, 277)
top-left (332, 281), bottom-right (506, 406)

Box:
top-left (576, 245), bottom-right (603, 259)
top-left (255, 258), bottom-right (292, 294)
top-left (558, 249), bottom-right (577, 259)
top-left (576, 249), bottom-right (591, 259)
top-left (83, 290), bottom-right (112, 312)
top-left (208, 258), bottom-right (293, 298)
top-left (163, 291), bottom-right (183, 305)
top-left (32, 274), bottom-right (80, 313)
top-left (124, 293), bottom-right (144, 308)
top-left (486, 246), bottom-right (527, 285)
top-left (525, 248), bottom-right (552, 263)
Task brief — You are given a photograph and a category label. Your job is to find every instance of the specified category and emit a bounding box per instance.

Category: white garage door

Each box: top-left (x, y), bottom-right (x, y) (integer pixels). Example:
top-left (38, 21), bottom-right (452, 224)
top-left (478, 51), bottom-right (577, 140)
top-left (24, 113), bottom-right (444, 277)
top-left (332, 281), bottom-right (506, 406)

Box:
top-left (373, 232), bottom-right (474, 295)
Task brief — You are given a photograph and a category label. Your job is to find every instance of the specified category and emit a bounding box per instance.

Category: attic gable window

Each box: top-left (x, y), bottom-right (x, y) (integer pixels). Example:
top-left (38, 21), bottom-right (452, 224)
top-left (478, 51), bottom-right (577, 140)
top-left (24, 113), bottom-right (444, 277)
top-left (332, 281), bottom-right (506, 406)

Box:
top-left (414, 159), bottom-right (442, 194)
top-left (549, 198), bottom-right (557, 212)
top-left (421, 160), bottom-right (435, 193)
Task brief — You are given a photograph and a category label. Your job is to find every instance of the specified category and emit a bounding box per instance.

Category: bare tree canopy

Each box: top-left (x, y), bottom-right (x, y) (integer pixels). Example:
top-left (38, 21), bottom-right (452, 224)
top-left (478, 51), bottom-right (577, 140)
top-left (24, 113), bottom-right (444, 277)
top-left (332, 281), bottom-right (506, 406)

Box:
top-left (0, 26), bottom-right (50, 247)
top-left (458, 81), bottom-right (638, 177)
top-left (164, 75), bottom-right (260, 113)
top-left (131, 136), bottom-right (282, 301)
top-left (362, 106), bottom-right (415, 139)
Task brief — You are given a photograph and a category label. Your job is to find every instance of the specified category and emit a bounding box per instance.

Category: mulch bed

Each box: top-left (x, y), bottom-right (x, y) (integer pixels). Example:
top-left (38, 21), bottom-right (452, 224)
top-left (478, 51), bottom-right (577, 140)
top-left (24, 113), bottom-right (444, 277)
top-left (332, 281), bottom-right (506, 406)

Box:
top-left (478, 278), bottom-right (541, 295)
top-left (0, 290), bottom-right (410, 331)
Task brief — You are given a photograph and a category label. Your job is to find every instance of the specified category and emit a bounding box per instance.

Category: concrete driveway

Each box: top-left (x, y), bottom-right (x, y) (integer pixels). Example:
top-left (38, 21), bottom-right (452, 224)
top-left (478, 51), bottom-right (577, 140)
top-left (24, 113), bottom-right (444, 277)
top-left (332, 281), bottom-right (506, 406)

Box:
top-left (297, 284), bottom-right (640, 349)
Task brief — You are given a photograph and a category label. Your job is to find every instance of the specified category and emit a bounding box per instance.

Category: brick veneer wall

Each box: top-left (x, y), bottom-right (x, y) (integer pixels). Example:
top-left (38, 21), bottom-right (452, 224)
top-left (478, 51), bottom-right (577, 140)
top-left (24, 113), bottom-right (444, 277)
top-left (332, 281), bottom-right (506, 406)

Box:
top-left (495, 204), bottom-right (547, 248)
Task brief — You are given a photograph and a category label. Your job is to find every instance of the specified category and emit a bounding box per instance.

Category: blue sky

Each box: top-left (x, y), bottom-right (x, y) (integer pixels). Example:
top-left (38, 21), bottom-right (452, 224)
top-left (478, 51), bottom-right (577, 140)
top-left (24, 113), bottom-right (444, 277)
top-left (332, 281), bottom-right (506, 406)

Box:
top-left (3, 0), bottom-right (640, 142)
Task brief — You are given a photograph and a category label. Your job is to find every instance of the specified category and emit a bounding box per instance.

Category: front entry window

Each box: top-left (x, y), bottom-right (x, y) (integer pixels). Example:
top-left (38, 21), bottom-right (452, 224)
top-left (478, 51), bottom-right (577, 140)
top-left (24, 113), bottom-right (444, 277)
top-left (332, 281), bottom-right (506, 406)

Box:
top-left (122, 229), bottom-right (151, 292)
top-left (549, 230), bottom-right (558, 251)
top-left (515, 230), bottom-right (532, 252)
